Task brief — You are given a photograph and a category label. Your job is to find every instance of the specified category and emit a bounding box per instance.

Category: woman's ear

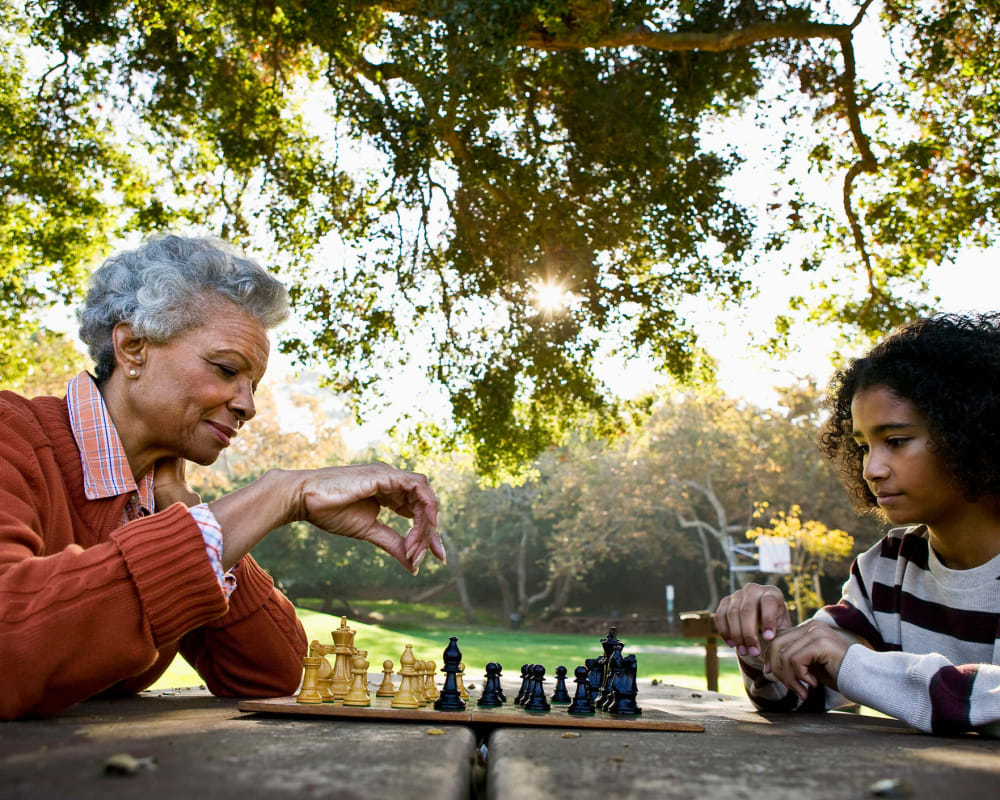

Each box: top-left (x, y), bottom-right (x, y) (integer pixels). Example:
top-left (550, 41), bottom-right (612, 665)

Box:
top-left (112, 322), bottom-right (148, 378)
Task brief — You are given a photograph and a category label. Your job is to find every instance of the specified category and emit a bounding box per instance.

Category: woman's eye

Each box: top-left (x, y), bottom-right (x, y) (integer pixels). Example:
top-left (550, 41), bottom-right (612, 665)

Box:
top-left (216, 364), bottom-right (238, 378)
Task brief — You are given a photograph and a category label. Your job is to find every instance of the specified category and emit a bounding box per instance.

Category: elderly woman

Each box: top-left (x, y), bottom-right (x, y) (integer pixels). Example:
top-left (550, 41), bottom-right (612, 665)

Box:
top-left (0, 234), bottom-right (443, 720)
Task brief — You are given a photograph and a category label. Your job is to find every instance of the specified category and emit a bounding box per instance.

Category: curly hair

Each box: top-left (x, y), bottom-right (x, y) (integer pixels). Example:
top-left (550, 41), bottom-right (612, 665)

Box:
top-left (78, 234), bottom-right (289, 382)
top-left (819, 312), bottom-right (1000, 511)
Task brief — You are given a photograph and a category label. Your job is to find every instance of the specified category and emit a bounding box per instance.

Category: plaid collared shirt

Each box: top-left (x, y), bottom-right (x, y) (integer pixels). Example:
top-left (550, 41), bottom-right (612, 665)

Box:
top-left (66, 371), bottom-right (235, 597)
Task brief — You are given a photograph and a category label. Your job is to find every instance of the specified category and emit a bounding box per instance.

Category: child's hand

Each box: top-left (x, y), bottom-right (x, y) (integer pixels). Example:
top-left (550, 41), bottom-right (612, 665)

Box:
top-left (714, 584), bottom-right (793, 658)
top-left (763, 622), bottom-right (851, 701)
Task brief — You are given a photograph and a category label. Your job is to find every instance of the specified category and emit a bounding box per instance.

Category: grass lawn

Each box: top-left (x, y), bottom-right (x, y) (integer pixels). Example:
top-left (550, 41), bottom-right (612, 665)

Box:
top-left (150, 607), bottom-right (744, 696)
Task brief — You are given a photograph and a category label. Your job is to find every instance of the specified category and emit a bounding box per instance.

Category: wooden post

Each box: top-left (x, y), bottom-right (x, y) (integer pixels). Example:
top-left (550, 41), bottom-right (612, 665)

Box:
top-left (680, 611), bottom-right (720, 693)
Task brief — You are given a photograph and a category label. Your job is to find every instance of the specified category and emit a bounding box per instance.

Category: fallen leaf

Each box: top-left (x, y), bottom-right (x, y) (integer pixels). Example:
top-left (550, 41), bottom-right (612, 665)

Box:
top-left (103, 753), bottom-right (157, 776)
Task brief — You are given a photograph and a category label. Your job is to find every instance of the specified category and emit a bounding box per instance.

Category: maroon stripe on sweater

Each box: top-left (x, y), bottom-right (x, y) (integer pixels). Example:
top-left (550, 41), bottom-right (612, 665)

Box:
top-left (879, 535), bottom-right (903, 559)
top-left (822, 600), bottom-right (892, 650)
top-left (870, 581), bottom-right (998, 644)
top-left (898, 533), bottom-right (930, 569)
top-left (877, 532), bottom-right (930, 570)
top-left (894, 592), bottom-right (1000, 645)
top-left (929, 665), bottom-right (977, 736)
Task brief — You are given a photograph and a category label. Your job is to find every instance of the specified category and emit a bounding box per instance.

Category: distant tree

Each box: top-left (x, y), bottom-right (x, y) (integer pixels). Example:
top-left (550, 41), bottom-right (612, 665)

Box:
top-left (746, 503), bottom-right (855, 622)
top-left (5, 329), bottom-right (88, 396)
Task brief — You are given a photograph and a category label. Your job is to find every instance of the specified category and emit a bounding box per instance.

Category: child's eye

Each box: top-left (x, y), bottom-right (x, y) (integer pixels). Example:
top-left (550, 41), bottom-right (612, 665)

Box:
top-left (886, 437), bottom-right (908, 448)
top-left (855, 442), bottom-right (869, 454)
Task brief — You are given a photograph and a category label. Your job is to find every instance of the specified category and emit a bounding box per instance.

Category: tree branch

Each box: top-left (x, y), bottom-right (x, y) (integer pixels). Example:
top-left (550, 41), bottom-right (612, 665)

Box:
top-left (523, 20), bottom-right (852, 52)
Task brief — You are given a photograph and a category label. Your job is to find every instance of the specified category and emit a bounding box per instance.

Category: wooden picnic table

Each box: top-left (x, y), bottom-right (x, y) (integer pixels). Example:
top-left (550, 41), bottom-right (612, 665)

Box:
top-left (2, 682), bottom-right (997, 799)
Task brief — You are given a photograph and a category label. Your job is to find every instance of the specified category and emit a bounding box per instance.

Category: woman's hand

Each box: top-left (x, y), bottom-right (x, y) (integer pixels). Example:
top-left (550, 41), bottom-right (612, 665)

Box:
top-left (153, 457), bottom-right (201, 509)
top-left (208, 462), bottom-right (443, 574)
top-left (763, 622), bottom-right (851, 701)
top-left (297, 463), bottom-right (444, 575)
top-left (714, 583), bottom-right (794, 658)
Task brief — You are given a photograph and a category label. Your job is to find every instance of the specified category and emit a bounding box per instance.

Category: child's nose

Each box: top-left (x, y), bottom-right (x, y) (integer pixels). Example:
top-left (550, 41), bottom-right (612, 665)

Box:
top-left (863, 452), bottom-right (889, 482)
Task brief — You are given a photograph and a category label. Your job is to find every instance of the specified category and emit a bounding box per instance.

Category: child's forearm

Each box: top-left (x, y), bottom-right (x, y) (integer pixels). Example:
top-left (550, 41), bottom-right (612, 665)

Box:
top-left (837, 646), bottom-right (1000, 737)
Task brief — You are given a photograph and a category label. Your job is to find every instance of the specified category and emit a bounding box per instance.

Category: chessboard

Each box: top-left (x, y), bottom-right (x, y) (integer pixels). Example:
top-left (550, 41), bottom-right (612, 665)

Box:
top-left (261, 616), bottom-right (703, 733)
top-left (237, 695), bottom-right (704, 732)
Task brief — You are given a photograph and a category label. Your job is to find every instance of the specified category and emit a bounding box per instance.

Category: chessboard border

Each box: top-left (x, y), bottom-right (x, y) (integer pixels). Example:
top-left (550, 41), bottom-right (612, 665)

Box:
top-left (237, 696), bottom-right (704, 732)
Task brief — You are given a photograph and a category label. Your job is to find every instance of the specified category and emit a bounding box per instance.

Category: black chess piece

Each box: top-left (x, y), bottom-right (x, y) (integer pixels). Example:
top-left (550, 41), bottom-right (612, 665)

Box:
top-left (523, 664), bottom-right (550, 712)
top-left (608, 653), bottom-right (642, 716)
top-left (477, 662), bottom-right (503, 707)
top-left (585, 657), bottom-right (602, 700)
top-left (434, 636), bottom-right (467, 711)
top-left (550, 665), bottom-right (571, 704)
top-left (495, 662), bottom-right (507, 703)
top-left (567, 665), bottom-right (596, 715)
top-left (514, 664), bottom-right (533, 705)
top-left (600, 642), bottom-right (625, 710)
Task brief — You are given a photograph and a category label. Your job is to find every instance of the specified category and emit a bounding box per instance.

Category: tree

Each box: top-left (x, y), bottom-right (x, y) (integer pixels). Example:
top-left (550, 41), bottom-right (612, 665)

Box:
top-left (746, 503), bottom-right (854, 622)
top-left (5, 1), bottom-right (996, 473)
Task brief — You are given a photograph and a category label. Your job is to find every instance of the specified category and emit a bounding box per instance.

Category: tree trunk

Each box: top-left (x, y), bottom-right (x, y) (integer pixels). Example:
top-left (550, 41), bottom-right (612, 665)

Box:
top-left (695, 525), bottom-right (720, 610)
top-left (492, 566), bottom-right (515, 620)
top-left (439, 530), bottom-right (476, 623)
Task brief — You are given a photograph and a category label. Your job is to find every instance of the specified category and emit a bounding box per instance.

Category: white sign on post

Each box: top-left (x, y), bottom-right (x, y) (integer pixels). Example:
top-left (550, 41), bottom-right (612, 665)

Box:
top-left (757, 536), bottom-right (791, 574)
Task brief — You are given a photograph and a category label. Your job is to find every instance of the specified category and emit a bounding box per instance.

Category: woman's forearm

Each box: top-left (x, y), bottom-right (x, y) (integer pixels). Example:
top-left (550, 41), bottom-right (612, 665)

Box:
top-left (209, 469), bottom-right (303, 570)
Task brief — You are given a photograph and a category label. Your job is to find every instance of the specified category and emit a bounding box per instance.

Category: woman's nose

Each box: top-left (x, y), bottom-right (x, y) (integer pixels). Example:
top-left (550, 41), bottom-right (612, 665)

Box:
top-left (231, 381), bottom-right (256, 422)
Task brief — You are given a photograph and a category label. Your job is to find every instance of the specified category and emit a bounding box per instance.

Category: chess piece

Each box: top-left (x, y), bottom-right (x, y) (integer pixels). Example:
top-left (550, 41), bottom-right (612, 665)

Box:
top-left (309, 640), bottom-right (336, 702)
top-left (567, 665), bottom-right (596, 715)
top-left (495, 663), bottom-right (507, 703)
top-left (343, 653), bottom-right (371, 706)
top-left (424, 660), bottom-right (438, 705)
top-left (457, 662), bottom-right (470, 700)
top-left (358, 649), bottom-right (371, 698)
top-left (434, 636), bottom-right (467, 711)
top-left (600, 642), bottom-right (625, 711)
top-left (608, 653), bottom-right (642, 716)
top-left (477, 663), bottom-right (503, 707)
top-left (415, 660), bottom-right (429, 705)
top-left (330, 616), bottom-right (357, 700)
top-left (391, 644), bottom-right (421, 709)
top-left (297, 656), bottom-right (324, 704)
top-left (597, 627), bottom-right (622, 709)
top-left (550, 665), bottom-right (571, 704)
top-left (514, 664), bottom-right (532, 705)
top-left (585, 657), bottom-right (602, 701)
top-left (523, 664), bottom-right (550, 712)
top-left (376, 659), bottom-right (396, 697)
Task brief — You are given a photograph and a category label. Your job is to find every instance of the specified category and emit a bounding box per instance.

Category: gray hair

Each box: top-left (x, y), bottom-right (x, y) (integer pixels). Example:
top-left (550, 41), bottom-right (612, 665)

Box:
top-left (78, 234), bottom-right (290, 381)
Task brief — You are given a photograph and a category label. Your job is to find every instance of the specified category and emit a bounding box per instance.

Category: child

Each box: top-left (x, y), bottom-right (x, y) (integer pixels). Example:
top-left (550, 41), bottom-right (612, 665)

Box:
top-left (714, 313), bottom-right (1000, 736)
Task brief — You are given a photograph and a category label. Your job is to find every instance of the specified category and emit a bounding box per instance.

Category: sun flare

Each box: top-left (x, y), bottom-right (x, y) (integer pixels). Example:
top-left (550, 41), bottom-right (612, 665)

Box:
top-left (531, 281), bottom-right (573, 313)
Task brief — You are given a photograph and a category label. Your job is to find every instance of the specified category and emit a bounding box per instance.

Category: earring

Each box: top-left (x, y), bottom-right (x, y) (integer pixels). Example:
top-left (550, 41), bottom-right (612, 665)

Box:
top-left (129, 369), bottom-right (137, 377)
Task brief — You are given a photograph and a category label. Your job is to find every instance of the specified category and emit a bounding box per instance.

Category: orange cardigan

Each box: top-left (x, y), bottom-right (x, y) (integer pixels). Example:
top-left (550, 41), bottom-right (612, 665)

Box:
top-left (0, 391), bottom-right (306, 719)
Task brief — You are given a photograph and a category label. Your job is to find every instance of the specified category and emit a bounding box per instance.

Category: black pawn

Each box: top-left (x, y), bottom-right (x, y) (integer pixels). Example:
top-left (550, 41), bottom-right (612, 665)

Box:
top-left (550, 665), bottom-right (571, 704)
top-left (523, 664), bottom-right (550, 712)
top-left (477, 662), bottom-right (503, 707)
top-left (495, 662), bottom-right (507, 702)
top-left (514, 664), bottom-right (533, 705)
top-left (567, 665), bottom-right (596, 715)
top-left (434, 636), bottom-right (466, 711)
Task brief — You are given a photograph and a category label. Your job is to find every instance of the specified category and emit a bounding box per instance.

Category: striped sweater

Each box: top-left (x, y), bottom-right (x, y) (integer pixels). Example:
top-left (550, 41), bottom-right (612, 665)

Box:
top-left (740, 526), bottom-right (1000, 736)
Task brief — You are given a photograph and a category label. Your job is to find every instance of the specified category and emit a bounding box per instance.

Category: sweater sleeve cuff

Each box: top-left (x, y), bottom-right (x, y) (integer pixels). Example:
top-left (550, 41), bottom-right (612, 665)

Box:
top-left (111, 503), bottom-right (228, 645)
top-left (836, 643), bottom-right (886, 710)
top-left (204, 553), bottom-right (275, 628)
